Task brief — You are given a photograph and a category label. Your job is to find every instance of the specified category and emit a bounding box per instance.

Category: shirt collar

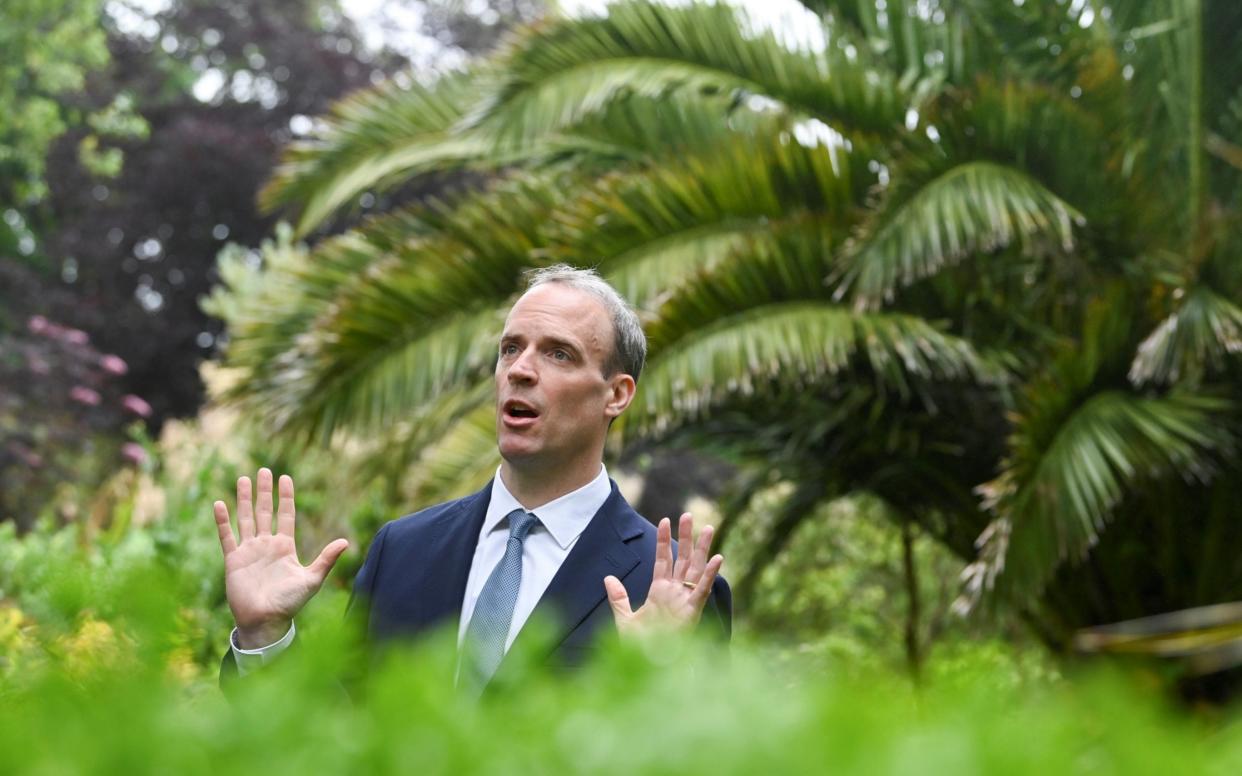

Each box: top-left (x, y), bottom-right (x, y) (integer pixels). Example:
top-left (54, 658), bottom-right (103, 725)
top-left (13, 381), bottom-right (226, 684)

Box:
top-left (484, 464), bottom-right (612, 550)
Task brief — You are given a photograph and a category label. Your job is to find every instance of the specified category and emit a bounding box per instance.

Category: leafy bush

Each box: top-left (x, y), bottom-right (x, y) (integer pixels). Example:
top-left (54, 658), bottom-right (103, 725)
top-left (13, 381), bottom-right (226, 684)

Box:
top-left (2, 394), bottom-right (1239, 773)
top-left (1, 564), bottom-right (1239, 776)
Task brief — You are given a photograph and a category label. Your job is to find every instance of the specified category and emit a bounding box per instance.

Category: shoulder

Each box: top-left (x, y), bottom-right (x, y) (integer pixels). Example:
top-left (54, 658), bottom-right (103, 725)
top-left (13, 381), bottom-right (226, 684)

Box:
top-left (380, 485), bottom-right (490, 543)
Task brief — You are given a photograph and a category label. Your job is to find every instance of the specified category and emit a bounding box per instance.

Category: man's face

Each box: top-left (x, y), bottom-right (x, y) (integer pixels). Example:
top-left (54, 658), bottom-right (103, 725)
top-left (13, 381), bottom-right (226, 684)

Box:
top-left (495, 283), bottom-right (633, 473)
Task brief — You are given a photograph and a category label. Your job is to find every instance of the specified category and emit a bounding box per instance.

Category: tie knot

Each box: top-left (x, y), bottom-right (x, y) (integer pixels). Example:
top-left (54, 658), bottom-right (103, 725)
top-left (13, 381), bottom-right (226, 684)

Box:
top-left (506, 509), bottom-right (538, 542)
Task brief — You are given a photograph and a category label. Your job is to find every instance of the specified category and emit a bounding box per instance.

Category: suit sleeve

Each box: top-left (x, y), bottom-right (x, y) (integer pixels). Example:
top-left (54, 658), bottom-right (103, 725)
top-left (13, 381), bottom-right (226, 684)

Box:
top-left (701, 574), bottom-right (733, 642)
top-left (344, 520), bottom-right (390, 628)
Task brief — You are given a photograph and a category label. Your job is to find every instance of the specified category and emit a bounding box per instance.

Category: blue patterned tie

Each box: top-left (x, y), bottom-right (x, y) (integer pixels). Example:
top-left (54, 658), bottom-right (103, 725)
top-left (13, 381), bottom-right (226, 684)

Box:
top-left (461, 508), bottom-right (539, 693)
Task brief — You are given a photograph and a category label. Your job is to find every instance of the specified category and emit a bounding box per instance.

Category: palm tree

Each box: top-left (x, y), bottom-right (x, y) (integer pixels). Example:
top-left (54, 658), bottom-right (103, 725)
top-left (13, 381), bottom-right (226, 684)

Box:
top-left (206, 0), bottom-right (1242, 653)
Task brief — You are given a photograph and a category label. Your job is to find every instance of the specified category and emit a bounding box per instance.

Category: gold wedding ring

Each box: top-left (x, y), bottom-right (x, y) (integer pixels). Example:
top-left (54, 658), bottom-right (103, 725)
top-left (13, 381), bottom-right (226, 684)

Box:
top-left (681, 580), bottom-right (697, 589)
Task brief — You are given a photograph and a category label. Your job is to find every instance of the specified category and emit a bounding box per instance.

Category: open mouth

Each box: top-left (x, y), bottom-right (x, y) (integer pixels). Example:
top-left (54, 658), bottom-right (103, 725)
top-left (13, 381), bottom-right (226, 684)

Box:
top-left (503, 399), bottom-right (540, 420)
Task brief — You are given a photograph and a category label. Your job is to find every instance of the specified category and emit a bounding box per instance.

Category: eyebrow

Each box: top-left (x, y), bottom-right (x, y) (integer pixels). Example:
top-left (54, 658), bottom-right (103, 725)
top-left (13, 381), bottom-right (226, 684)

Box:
top-left (544, 336), bottom-right (583, 357)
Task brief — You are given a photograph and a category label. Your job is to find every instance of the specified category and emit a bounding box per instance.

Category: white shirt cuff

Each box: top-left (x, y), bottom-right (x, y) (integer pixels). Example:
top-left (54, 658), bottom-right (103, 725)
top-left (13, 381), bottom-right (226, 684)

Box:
top-left (229, 622), bottom-right (296, 676)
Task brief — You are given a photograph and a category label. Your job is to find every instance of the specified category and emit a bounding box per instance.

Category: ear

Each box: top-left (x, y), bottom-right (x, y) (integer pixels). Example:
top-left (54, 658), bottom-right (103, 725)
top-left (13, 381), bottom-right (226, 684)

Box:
top-left (603, 372), bottom-right (637, 420)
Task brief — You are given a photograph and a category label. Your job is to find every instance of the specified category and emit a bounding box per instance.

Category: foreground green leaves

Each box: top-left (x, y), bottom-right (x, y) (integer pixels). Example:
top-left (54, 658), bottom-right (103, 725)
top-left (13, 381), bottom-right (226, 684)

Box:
top-left (2, 576), bottom-right (1240, 776)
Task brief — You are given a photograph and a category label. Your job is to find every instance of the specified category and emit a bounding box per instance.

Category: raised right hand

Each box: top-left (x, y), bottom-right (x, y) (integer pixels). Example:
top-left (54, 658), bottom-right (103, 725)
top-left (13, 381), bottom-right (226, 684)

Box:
top-left (213, 468), bottom-right (349, 649)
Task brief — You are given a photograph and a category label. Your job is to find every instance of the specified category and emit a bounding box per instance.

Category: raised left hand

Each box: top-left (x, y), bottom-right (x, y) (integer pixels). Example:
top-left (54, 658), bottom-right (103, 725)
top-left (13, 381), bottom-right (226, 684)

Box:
top-left (604, 513), bottom-right (724, 638)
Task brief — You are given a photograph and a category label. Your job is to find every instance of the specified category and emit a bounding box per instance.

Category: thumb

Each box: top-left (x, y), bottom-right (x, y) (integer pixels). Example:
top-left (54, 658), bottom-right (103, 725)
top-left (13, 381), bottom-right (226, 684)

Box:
top-left (308, 538), bottom-right (349, 582)
top-left (603, 575), bottom-right (633, 620)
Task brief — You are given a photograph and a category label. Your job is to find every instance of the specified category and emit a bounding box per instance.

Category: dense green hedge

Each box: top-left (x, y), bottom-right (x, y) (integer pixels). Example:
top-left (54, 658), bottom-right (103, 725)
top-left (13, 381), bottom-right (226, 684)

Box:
top-left (2, 420), bottom-right (1238, 774)
top-left (2, 539), bottom-right (1240, 775)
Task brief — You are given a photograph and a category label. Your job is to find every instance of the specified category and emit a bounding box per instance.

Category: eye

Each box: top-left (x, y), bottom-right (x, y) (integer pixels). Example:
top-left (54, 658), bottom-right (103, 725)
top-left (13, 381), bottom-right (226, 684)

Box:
top-left (551, 349), bottom-right (571, 362)
top-left (500, 342), bottom-right (519, 357)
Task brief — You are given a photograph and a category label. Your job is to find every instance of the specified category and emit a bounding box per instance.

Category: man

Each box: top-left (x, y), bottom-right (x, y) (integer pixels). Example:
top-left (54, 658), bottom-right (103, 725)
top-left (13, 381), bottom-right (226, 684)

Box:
top-left (213, 265), bottom-right (730, 690)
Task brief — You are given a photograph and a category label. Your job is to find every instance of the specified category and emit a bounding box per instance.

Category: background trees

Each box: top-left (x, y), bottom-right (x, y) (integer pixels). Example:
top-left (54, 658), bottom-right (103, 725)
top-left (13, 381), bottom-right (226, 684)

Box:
top-left (208, 0), bottom-right (1242, 678)
top-left (0, 0), bottom-right (536, 523)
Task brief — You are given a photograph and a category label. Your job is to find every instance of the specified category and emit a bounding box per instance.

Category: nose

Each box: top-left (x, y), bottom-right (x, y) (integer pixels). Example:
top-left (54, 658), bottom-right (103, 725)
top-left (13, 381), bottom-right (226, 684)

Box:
top-left (505, 346), bottom-right (538, 385)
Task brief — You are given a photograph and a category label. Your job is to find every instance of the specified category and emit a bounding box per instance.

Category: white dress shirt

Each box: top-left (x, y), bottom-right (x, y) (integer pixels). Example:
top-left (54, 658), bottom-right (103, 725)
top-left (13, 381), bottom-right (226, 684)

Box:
top-left (231, 465), bottom-right (612, 673)
top-left (457, 463), bottom-right (610, 650)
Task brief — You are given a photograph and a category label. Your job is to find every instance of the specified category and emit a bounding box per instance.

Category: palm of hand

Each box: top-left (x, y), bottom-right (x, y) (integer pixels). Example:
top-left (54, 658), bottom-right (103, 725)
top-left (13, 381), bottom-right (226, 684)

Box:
top-left (605, 513), bottom-right (725, 638)
top-left (224, 534), bottom-right (320, 627)
top-left (614, 575), bottom-right (704, 636)
top-left (212, 469), bottom-right (349, 644)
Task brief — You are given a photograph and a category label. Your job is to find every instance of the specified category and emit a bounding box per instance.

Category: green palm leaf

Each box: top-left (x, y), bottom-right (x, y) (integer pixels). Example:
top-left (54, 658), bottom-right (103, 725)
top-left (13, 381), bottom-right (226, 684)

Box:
top-left (405, 402), bottom-right (502, 507)
top-left (1130, 286), bottom-right (1242, 385)
top-left (971, 389), bottom-right (1232, 604)
top-left (624, 302), bottom-right (991, 437)
top-left (260, 70), bottom-right (486, 236)
top-left (566, 131), bottom-right (866, 307)
top-left (467, 1), bottom-right (913, 145)
top-left (355, 379), bottom-right (495, 502)
top-left (840, 159), bottom-right (1081, 307)
top-left (962, 289), bottom-right (1236, 604)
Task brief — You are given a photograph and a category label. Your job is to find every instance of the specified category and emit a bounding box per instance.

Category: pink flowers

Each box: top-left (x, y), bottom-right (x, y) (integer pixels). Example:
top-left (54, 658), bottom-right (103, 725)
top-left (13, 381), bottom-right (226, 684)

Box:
top-left (99, 355), bottom-right (129, 375)
top-left (70, 386), bottom-right (102, 406)
top-left (121, 443), bottom-right (147, 465)
top-left (121, 394), bottom-right (153, 418)
top-left (28, 315), bottom-right (90, 346)
top-left (27, 315), bottom-right (49, 335)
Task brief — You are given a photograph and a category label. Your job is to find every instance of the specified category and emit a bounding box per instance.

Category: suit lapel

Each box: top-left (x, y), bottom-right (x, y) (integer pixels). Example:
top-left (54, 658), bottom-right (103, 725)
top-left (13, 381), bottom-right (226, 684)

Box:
top-left (513, 482), bottom-right (644, 655)
top-left (413, 482), bottom-right (490, 635)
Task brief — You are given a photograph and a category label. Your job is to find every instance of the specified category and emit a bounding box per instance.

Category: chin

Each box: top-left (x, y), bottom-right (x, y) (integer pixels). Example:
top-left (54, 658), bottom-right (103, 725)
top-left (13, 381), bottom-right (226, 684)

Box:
top-left (497, 438), bottom-right (539, 462)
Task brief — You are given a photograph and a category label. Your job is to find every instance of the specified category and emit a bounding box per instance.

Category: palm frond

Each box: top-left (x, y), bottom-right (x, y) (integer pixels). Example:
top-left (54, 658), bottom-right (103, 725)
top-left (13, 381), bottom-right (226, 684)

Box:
top-left (405, 402), bottom-right (502, 508)
top-left (624, 302), bottom-right (991, 437)
top-left (283, 308), bottom-right (502, 442)
top-left (972, 389), bottom-right (1232, 604)
top-left (212, 170), bottom-right (579, 439)
top-left (837, 76), bottom-right (1132, 307)
top-left (1130, 286), bottom-right (1242, 384)
top-left (352, 379), bottom-right (495, 497)
top-left (467, 1), bottom-right (913, 146)
top-left (563, 130), bottom-right (866, 307)
top-left (555, 89), bottom-right (794, 163)
top-left (260, 70), bottom-right (488, 236)
top-left (841, 160), bottom-right (1079, 307)
top-left (963, 290), bottom-right (1236, 603)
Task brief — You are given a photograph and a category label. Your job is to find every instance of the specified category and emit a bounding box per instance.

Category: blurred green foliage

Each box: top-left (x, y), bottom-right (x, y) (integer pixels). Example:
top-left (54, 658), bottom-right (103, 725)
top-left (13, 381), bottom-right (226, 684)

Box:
top-left (731, 489), bottom-right (1056, 683)
top-left (0, 369), bottom-right (1234, 773)
top-left (1, 543), bottom-right (1240, 775)
top-left (0, 390), bottom-right (393, 683)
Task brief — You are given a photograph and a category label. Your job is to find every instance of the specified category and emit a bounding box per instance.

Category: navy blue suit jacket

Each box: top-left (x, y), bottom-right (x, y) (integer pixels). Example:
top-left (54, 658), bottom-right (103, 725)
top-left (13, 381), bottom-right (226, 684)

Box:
top-left (350, 479), bottom-right (732, 670)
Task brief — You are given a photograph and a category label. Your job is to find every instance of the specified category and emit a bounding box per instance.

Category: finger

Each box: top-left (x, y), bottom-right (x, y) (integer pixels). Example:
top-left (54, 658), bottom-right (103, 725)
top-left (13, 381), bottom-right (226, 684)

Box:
top-left (603, 575), bottom-right (633, 619)
top-left (236, 476), bottom-right (255, 540)
top-left (688, 523), bottom-right (714, 583)
top-left (256, 467), bottom-right (275, 535)
top-left (673, 513), bottom-right (692, 581)
top-left (653, 518), bottom-right (672, 580)
top-left (691, 554), bottom-right (725, 610)
top-left (213, 500), bottom-right (237, 556)
top-left (307, 538), bottom-right (350, 583)
top-left (276, 474), bottom-right (296, 538)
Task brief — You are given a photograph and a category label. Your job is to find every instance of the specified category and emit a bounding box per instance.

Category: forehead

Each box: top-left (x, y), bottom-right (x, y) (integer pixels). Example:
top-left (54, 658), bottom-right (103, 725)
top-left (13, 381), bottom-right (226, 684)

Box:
top-left (502, 284), bottom-right (612, 344)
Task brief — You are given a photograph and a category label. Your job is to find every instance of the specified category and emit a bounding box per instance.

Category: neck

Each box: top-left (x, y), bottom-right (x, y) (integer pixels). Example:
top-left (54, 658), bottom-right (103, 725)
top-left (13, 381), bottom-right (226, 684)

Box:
top-left (499, 456), bottom-right (604, 509)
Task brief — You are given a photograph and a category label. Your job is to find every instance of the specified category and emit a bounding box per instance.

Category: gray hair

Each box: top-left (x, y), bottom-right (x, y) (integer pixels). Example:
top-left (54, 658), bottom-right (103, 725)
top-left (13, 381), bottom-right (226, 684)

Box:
top-left (524, 264), bottom-right (647, 383)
